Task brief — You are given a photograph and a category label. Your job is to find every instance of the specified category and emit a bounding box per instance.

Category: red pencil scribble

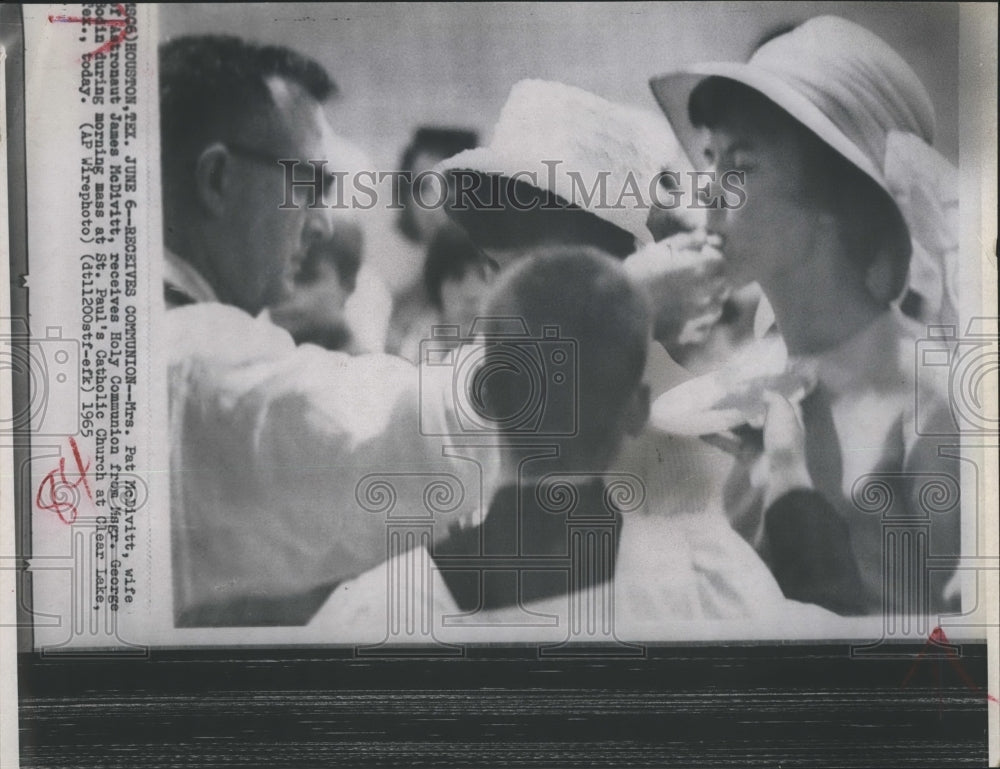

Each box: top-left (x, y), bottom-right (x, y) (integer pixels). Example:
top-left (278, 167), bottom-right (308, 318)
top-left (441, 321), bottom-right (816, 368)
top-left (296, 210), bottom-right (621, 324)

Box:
top-left (48, 4), bottom-right (130, 58)
top-left (901, 626), bottom-right (999, 710)
top-left (36, 437), bottom-right (94, 524)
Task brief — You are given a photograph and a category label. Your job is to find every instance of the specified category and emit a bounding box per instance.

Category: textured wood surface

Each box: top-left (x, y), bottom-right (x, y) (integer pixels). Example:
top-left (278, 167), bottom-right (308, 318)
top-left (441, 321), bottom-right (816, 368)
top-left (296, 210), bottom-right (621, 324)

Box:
top-left (18, 644), bottom-right (990, 767)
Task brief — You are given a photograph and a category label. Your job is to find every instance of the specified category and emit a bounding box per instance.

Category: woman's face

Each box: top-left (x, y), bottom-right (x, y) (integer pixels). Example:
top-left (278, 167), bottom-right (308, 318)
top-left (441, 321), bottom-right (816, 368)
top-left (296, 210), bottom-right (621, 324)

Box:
top-left (440, 267), bottom-right (495, 328)
top-left (700, 117), bottom-right (820, 288)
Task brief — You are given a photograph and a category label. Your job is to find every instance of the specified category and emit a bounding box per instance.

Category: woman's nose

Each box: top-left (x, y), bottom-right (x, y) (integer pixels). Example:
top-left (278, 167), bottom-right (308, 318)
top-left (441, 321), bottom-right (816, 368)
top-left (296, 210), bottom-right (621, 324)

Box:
top-left (300, 209), bottom-right (334, 250)
top-left (646, 174), bottom-right (706, 241)
top-left (704, 168), bottom-right (727, 233)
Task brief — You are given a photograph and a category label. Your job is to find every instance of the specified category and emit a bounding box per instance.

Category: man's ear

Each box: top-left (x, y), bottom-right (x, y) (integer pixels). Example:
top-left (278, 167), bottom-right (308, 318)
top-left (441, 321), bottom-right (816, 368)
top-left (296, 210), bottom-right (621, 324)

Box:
top-left (193, 142), bottom-right (232, 217)
top-left (623, 382), bottom-right (650, 437)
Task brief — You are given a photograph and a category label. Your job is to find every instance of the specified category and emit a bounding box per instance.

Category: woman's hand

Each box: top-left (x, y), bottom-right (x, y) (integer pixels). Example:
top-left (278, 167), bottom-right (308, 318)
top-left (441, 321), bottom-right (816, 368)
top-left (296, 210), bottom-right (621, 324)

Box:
top-left (756, 391), bottom-right (868, 615)
top-left (623, 232), bottom-right (728, 354)
top-left (702, 390), bottom-right (812, 505)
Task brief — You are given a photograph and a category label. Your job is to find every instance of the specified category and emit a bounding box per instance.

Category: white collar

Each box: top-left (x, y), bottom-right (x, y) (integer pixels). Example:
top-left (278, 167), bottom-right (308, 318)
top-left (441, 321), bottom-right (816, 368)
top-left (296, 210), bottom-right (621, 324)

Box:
top-left (753, 294), bottom-right (777, 339)
top-left (163, 247), bottom-right (219, 305)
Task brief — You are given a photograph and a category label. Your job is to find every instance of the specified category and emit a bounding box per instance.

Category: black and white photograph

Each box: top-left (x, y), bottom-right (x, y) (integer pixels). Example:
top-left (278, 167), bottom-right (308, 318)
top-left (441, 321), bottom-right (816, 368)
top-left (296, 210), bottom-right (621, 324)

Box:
top-left (2, 3), bottom-right (997, 766)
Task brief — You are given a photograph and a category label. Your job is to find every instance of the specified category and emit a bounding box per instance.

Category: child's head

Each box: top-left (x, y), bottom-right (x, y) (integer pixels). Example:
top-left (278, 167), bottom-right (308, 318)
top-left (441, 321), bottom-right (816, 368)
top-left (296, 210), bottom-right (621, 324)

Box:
top-left (397, 127), bottom-right (479, 243)
top-left (477, 246), bottom-right (651, 473)
top-left (423, 224), bottom-right (498, 328)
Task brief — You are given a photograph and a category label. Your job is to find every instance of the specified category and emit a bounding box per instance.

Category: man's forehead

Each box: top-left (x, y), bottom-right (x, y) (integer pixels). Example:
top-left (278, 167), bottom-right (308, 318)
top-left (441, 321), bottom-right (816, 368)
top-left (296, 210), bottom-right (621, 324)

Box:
top-left (263, 75), bottom-right (332, 153)
top-left (265, 75), bottom-right (312, 112)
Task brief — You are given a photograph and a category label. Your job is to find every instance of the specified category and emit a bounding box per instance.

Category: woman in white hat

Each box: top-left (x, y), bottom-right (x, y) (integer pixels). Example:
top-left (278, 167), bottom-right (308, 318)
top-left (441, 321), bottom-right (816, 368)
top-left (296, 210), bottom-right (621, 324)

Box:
top-left (650, 16), bottom-right (962, 615)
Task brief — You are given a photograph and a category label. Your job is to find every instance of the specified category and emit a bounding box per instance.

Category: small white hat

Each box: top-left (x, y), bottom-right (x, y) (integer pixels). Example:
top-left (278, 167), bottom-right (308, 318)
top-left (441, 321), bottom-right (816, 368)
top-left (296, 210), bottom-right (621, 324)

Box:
top-left (439, 79), bottom-right (700, 249)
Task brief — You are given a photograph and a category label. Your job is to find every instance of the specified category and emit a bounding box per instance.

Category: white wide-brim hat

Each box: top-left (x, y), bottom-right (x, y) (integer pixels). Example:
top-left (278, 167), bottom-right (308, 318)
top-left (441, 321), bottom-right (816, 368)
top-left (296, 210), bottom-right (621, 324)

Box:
top-left (439, 78), bottom-right (702, 249)
top-left (650, 15), bottom-right (939, 305)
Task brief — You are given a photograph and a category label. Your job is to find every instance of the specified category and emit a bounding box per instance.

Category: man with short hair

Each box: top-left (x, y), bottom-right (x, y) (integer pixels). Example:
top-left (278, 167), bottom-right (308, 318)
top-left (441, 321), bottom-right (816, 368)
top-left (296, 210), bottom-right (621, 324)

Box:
top-left (160, 35), bottom-right (336, 311)
top-left (432, 247), bottom-right (651, 614)
top-left (161, 36), bottom-right (472, 627)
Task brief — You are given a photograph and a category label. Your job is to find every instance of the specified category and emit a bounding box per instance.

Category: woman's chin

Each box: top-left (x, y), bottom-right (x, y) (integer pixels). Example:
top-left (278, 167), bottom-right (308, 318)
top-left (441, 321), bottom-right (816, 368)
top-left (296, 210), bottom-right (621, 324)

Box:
top-left (721, 256), bottom-right (754, 287)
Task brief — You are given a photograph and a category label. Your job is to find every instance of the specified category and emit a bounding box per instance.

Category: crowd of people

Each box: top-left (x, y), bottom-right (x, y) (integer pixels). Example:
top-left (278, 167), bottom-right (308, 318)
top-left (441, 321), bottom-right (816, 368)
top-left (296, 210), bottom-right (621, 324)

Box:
top-left (161, 16), bottom-right (963, 634)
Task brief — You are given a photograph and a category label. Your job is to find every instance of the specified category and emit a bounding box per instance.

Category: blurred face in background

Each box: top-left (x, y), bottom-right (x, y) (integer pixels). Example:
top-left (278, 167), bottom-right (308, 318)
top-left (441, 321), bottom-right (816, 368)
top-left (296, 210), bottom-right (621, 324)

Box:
top-left (299, 260), bottom-right (354, 319)
top-left (266, 207), bottom-right (363, 350)
top-left (298, 216), bottom-right (363, 313)
top-left (439, 262), bottom-right (497, 328)
top-left (480, 241), bottom-right (552, 274)
top-left (408, 150), bottom-right (452, 242)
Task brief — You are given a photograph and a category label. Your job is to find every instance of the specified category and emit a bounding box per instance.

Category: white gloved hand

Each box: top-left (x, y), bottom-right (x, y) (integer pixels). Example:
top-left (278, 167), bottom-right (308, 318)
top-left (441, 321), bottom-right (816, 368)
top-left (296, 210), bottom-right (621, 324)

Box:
top-left (623, 231), bottom-right (729, 351)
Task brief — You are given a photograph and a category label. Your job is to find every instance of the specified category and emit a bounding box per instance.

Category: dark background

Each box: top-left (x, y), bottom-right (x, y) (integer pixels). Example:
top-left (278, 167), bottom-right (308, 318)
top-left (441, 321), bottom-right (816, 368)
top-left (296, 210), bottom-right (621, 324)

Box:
top-left (18, 645), bottom-right (991, 767)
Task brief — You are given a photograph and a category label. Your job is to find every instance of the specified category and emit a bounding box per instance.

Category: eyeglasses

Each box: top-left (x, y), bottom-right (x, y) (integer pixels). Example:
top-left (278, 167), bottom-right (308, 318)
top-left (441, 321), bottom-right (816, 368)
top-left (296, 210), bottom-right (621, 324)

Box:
top-left (224, 142), bottom-right (336, 203)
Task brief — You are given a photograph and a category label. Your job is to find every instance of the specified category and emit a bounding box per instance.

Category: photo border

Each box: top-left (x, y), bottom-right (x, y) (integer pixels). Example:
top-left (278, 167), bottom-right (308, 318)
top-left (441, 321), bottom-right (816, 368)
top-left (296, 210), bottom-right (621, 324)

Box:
top-left (4, 3), bottom-right (997, 766)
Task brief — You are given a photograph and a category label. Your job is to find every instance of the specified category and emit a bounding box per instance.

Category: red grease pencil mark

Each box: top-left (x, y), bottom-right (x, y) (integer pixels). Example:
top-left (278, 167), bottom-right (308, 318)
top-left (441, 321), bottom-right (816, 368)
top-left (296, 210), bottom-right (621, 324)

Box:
top-left (901, 626), bottom-right (999, 709)
top-left (36, 437), bottom-right (94, 524)
top-left (48, 4), bottom-right (130, 58)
